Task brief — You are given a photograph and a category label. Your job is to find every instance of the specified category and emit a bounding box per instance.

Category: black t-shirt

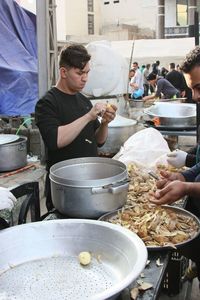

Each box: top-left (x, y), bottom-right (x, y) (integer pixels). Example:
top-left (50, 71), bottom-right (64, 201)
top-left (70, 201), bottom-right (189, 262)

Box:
top-left (166, 70), bottom-right (185, 92)
top-left (35, 87), bottom-right (100, 170)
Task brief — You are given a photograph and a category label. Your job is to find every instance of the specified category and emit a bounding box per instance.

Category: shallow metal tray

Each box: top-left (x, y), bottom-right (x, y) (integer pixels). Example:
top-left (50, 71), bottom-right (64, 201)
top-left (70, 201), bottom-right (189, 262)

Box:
top-left (99, 205), bottom-right (200, 251)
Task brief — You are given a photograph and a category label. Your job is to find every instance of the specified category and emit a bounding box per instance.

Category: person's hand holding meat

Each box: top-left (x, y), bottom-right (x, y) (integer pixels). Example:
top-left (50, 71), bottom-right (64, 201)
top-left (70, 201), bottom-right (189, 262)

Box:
top-left (156, 170), bottom-right (184, 189)
top-left (87, 103), bottom-right (107, 120)
top-left (150, 170), bottom-right (186, 205)
top-left (101, 104), bottom-right (117, 124)
top-left (152, 180), bottom-right (188, 205)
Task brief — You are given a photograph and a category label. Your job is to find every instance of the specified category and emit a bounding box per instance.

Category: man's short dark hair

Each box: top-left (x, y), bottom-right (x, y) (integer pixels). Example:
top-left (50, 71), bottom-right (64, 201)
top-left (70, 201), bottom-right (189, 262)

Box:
top-left (147, 72), bottom-right (157, 81)
top-left (169, 62), bottom-right (175, 69)
top-left (59, 44), bottom-right (91, 69)
top-left (180, 46), bottom-right (200, 73)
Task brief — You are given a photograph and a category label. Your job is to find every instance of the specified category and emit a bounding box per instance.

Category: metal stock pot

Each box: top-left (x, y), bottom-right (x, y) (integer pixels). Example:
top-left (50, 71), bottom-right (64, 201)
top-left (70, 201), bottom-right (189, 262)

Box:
top-left (50, 157), bottom-right (129, 218)
top-left (98, 115), bottom-right (137, 155)
top-left (0, 219), bottom-right (147, 300)
top-left (0, 134), bottom-right (27, 172)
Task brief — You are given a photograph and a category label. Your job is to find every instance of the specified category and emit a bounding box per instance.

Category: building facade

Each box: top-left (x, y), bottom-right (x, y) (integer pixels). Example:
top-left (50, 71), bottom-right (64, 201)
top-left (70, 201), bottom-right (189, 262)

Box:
top-left (16, 0), bottom-right (200, 41)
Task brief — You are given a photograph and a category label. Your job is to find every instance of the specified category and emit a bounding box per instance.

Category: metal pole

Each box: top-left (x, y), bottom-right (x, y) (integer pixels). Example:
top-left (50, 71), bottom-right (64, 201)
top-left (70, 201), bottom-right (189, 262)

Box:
top-left (188, 0), bottom-right (197, 37)
top-left (194, 11), bottom-right (199, 46)
top-left (36, 0), bottom-right (49, 98)
top-left (157, 0), bottom-right (165, 39)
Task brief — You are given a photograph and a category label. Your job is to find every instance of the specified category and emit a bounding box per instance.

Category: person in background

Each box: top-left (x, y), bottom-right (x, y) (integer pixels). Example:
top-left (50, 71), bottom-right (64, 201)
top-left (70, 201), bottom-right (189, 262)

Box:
top-left (140, 64), bottom-right (145, 73)
top-left (143, 72), bottom-right (180, 101)
top-left (143, 64), bottom-right (151, 96)
top-left (128, 69), bottom-right (135, 98)
top-left (35, 44), bottom-right (117, 210)
top-left (176, 64), bottom-right (181, 72)
top-left (176, 64), bottom-right (193, 103)
top-left (130, 62), bottom-right (144, 99)
top-left (166, 62), bottom-right (186, 97)
top-left (152, 60), bottom-right (160, 75)
top-left (160, 66), bottom-right (168, 78)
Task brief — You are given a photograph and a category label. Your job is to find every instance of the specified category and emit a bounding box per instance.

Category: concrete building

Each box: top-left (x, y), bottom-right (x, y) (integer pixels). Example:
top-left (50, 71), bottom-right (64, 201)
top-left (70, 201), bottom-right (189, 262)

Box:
top-left (16, 0), bottom-right (200, 41)
top-left (56, 0), bottom-right (101, 41)
top-left (101, 0), bottom-right (157, 40)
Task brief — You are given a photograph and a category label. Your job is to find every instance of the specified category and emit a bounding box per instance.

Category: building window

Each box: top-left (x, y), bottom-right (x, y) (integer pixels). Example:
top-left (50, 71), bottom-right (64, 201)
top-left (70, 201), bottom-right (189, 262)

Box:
top-left (176, 0), bottom-right (188, 26)
top-left (88, 14), bottom-right (94, 35)
top-left (104, 1), bottom-right (110, 4)
top-left (88, 0), bottom-right (93, 12)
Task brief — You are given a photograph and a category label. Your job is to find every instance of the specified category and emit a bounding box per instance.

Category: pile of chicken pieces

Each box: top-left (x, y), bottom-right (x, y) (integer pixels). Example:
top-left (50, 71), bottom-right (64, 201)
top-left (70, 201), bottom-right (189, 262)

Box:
top-left (109, 163), bottom-right (199, 248)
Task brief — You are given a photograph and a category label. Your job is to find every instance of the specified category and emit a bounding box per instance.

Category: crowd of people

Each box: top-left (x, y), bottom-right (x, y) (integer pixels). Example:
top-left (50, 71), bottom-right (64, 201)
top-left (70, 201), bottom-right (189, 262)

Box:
top-left (129, 60), bottom-right (193, 102)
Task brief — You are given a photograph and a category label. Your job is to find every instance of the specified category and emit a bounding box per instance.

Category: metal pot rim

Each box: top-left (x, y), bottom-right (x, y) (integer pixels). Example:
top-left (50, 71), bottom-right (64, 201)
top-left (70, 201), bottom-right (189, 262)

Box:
top-left (0, 219), bottom-right (147, 300)
top-left (0, 135), bottom-right (27, 147)
top-left (50, 157), bottom-right (128, 187)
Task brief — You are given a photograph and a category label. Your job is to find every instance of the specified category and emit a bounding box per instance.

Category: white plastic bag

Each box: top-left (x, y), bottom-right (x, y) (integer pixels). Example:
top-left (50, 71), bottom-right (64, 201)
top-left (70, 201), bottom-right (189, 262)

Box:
top-left (113, 128), bottom-right (170, 170)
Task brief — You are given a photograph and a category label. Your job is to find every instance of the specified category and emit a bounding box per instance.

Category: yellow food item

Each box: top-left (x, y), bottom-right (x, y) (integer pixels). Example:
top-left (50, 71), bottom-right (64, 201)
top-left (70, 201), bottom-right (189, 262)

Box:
top-left (107, 103), bottom-right (111, 108)
top-left (78, 251), bottom-right (91, 265)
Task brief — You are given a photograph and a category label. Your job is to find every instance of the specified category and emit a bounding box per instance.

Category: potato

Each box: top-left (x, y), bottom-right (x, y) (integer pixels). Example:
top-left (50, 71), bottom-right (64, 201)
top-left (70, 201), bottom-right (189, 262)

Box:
top-left (78, 251), bottom-right (91, 266)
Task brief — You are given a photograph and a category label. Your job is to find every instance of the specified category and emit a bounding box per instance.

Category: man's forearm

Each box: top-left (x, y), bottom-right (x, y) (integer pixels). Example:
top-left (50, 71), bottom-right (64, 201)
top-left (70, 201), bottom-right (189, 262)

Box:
top-left (185, 182), bottom-right (200, 198)
top-left (95, 123), bottom-right (108, 145)
top-left (57, 113), bottom-right (92, 148)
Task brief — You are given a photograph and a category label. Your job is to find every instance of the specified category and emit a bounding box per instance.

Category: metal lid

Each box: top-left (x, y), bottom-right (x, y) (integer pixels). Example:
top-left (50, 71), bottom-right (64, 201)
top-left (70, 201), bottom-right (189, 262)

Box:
top-left (50, 157), bottom-right (128, 187)
top-left (0, 134), bottom-right (20, 145)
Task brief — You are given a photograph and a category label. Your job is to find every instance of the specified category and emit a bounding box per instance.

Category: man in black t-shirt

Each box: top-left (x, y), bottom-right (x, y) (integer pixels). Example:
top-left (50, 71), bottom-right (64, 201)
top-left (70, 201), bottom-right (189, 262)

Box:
top-left (166, 62), bottom-right (186, 97)
top-left (35, 44), bottom-right (117, 210)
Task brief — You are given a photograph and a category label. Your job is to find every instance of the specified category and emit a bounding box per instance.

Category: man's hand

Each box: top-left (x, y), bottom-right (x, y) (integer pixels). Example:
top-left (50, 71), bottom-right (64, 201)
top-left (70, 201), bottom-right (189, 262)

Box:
top-left (0, 187), bottom-right (17, 211)
top-left (150, 180), bottom-right (188, 205)
top-left (167, 149), bottom-right (187, 168)
top-left (88, 103), bottom-right (107, 120)
top-left (156, 170), bottom-right (184, 189)
top-left (101, 104), bottom-right (117, 124)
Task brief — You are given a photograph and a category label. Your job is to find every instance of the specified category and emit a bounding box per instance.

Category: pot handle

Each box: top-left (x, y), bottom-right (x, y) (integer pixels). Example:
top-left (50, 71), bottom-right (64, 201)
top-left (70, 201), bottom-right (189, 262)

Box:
top-left (92, 179), bottom-right (130, 195)
top-left (18, 142), bottom-right (26, 151)
top-left (108, 180), bottom-right (130, 194)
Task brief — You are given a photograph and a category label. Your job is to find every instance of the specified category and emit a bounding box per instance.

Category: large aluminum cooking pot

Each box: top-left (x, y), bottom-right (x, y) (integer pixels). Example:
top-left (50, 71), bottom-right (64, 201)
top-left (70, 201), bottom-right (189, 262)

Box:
top-left (0, 219), bottom-right (147, 300)
top-left (0, 134), bottom-right (27, 172)
top-left (98, 115), bottom-right (137, 155)
top-left (144, 102), bottom-right (196, 126)
top-left (50, 157), bottom-right (129, 218)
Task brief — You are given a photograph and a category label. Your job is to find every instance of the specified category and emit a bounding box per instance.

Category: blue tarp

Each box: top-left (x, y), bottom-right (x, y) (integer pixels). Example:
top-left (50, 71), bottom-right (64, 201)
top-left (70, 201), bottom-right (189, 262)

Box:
top-left (0, 0), bottom-right (38, 116)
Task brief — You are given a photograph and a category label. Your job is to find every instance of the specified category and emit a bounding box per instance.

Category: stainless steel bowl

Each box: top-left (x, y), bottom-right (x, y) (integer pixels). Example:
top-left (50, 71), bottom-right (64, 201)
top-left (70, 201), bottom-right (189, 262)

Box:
top-left (98, 115), bottom-right (137, 155)
top-left (129, 99), bottom-right (145, 108)
top-left (144, 103), bottom-right (196, 126)
top-left (0, 219), bottom-right (147, 300)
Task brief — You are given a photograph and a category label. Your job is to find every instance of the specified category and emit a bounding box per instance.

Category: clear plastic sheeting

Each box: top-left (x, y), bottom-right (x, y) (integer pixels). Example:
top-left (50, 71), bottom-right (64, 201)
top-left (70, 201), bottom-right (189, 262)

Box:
top-left (83, 41), bottom-right (129, 97)
top-left (113, 128), bottom-right (170, 169)
top-left (0, 0), bottom-right (38, 116)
